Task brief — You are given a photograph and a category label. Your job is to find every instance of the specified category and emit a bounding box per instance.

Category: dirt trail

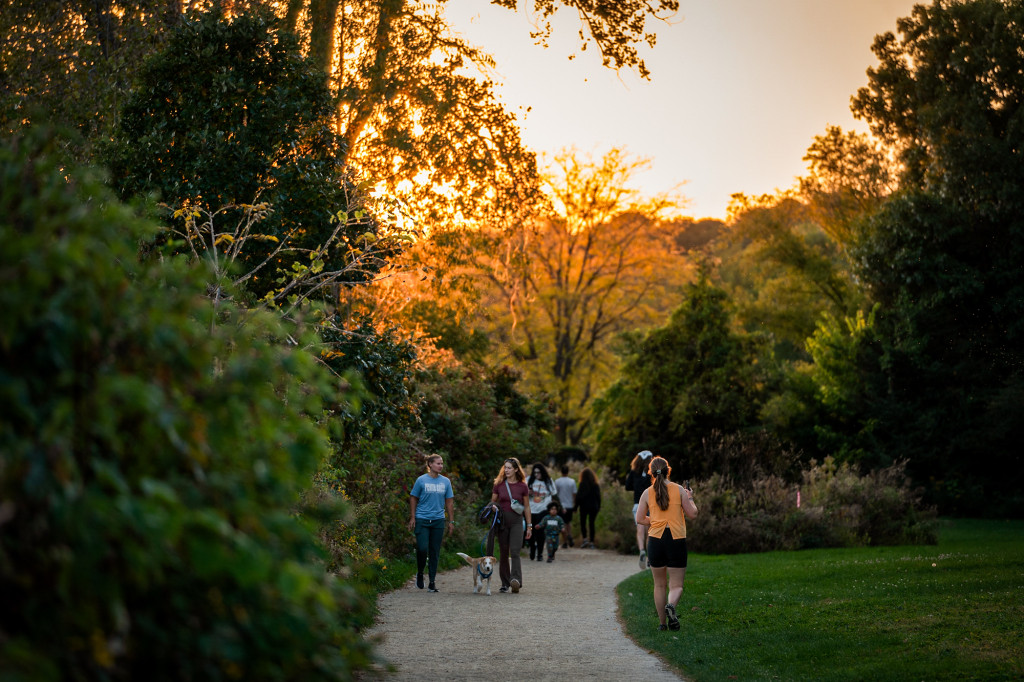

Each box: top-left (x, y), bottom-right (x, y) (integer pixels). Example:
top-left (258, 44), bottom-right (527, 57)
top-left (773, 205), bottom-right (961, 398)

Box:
top-left (360, 545), bottom-right (686, 681)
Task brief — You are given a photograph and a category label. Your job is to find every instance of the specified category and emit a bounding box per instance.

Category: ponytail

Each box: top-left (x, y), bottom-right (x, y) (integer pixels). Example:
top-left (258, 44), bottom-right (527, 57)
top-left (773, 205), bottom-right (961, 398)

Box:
top-left (649, 456), bottom-right (672, 511)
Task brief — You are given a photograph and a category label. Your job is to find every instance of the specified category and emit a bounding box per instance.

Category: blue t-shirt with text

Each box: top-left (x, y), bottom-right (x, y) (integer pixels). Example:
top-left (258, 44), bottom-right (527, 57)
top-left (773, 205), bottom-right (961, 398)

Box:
top-left (410, 473), bottom-right (454, 521)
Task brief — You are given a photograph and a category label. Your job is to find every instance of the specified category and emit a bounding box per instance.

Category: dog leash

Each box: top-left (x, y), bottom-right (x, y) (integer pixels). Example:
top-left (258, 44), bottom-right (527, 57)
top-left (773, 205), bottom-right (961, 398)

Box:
top-left (487, 505), bottom-right (501, 533)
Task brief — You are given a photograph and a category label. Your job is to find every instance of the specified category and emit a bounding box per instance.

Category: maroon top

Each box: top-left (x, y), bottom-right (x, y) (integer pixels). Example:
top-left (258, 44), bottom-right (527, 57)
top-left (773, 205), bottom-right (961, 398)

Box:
top-left (492, 480), bottom-right (530, 516)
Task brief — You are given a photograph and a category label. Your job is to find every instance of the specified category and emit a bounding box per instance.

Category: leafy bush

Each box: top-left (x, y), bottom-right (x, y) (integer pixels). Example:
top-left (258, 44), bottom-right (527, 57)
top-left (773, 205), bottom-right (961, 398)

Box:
top-left (0, 129), bottom-right (371, 680)
top-left (592, 471), bottom-right (635, 553)
top-left (686, 458), bottom-right (937, 554)
top-left (415, 364), bottom-right (554, 493)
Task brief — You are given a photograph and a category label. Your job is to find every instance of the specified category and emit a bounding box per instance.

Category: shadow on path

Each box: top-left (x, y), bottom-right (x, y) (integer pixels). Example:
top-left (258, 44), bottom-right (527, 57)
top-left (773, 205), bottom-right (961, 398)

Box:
top-left (360, 546), bottom-right (685, 681)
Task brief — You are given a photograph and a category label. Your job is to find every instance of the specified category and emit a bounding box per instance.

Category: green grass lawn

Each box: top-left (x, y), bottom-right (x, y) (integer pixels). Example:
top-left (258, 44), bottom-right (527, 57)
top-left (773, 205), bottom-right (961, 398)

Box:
top-left (617, 519), bottom-right (1024, 681)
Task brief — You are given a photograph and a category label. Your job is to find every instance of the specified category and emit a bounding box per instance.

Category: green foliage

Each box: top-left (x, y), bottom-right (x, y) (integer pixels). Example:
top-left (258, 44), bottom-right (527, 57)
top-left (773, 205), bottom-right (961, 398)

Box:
top-left (107, 10), bottom-right (388, 302)
top-left (0, 129), bottom-right (371, 680)
top-left (416, 365), bottom-right (555, 493)
top-left (318, 315), bottom-right (421, 446)
top-left (314, 315), bottom-right (552, 565)
top-left (847, 0), bottom-right (1024, 514)
top-left (716, 195), bottom-right (860, 361)
top-left (590, 471), bottom-right (635, 553)
top-left (763, 306), bottom-right (889, 466)
top-left (618, 519), bottom-right (1024, 682)
top-left (592, 273), bottom-right (769, 477)
top-left (0, 0), bottom-right (178, 161)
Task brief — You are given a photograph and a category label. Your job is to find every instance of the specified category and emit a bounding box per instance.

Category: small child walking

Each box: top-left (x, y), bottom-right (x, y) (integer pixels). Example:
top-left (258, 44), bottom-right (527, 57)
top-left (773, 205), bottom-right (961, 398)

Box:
top-left (534, 502), bottom-right (565, 562)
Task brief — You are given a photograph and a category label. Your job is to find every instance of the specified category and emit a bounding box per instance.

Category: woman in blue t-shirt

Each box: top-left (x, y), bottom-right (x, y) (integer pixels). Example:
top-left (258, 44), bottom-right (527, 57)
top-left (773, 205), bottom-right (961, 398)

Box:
top-left (408, 454), bottom-right (455, 592)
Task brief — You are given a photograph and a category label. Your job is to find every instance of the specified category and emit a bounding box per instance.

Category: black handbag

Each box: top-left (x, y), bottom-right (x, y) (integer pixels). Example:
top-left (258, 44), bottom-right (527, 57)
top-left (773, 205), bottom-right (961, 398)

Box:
top-left (478, 503), bottom-right (503, 529)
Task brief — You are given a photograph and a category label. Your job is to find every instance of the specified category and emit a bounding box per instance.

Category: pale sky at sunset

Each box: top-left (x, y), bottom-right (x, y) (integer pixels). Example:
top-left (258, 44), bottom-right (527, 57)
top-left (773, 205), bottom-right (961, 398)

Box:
top-left (445, 0), bottom-right (919, 220)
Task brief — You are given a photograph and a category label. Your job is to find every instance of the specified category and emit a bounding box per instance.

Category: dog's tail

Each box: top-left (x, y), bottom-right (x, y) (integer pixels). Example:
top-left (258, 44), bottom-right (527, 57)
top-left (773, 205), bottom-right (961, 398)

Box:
top-left (456, 552), bottom-right (473, 565)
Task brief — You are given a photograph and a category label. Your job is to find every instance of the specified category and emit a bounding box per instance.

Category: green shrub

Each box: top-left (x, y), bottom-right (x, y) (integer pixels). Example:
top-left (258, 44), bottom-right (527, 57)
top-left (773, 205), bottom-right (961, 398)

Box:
top-left (0, 129), bottom-right (372, 680)
top-left (593, 471), bottom-right (635, 553)
top-left (686, 458), bottom-right (936, 554)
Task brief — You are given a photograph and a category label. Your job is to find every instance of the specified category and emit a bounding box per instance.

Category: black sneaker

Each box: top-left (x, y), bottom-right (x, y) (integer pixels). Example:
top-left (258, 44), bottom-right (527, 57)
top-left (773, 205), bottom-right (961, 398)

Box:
top-left (658, 624), bottom-right (668, 631)
top-left (416, 574), bottom-right (424, 589)
top-left (546, 557), bottom-right (554, 563)
top-left (428, 583), bottom-right (439, 593)
top-left (666, 603), bottom-right (680, 631)
top-left (639, 551), bottom-right (647, 569)
top-left (499, 586), bottom-right (509, 593)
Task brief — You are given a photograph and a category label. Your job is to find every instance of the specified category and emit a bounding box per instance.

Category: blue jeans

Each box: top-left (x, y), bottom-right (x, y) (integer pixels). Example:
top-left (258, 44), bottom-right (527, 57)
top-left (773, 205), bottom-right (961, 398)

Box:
top-left (414, 518), bottom-right (445, 582)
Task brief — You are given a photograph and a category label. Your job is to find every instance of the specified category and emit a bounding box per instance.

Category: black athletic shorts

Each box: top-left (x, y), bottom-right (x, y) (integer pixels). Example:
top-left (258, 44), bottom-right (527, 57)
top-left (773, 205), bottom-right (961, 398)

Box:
top-left (646, 527), bottom-right (688, 569)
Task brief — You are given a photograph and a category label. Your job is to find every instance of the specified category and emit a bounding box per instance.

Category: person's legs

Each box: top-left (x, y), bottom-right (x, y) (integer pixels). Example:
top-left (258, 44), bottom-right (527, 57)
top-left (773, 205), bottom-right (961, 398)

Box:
top-left (582, 509), bottom-right (596, 543)
top-left (651, 566), bottom-right (668, 626)
top-left (561, 509), bottom-right (574, 546)
top-left (509, 518), bottom-right (524, 589)
top-left (426, 519), bottom-right (444, 584)
top-left (496, 524), bottom-right (512, 588)
top-left (667, 567), bottom-right (686, 607)
top-left (414, 520), bottom-right (429, 582)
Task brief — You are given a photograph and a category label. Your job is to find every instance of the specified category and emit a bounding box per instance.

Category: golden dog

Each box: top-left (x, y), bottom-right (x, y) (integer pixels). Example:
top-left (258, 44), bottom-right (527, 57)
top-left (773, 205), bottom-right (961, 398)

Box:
top-left (456, 552), bottom-right (496, 596)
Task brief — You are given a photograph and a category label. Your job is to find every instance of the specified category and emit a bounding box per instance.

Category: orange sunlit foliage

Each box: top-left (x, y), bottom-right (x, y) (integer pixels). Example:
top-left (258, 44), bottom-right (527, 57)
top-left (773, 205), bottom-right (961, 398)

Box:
top-left (471, 147), bottom-right (693, 445)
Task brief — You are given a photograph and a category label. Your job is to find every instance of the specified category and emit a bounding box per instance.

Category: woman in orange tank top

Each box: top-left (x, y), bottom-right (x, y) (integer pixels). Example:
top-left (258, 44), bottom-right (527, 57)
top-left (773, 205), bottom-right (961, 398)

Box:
top-left (635, 456), bottom-right (698, 631)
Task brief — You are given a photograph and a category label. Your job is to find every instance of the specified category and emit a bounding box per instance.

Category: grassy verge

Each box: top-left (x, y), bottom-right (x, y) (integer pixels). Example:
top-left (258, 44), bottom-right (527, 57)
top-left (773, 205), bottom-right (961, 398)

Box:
top-left (617, 519), bottom-right (1024, 681)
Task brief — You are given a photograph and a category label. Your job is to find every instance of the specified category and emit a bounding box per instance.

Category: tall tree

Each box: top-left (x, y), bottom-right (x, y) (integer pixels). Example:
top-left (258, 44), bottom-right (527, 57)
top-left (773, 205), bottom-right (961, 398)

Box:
top-left (591, 271), bottom-right (769, 476)
top-left (106, 10), bottom-right (407, 310)
top-left (715, 193), bottom-right (859, 362)
top-left (277, 0), bottom-right (679, 228)
top-left (478, 148), bottom-right (688, 445)
top-left (798, 125), bottom-right (897, 246)
top-left (0, 0), bottom-right (184, 160)
top-left (848, 0), bottom-right (1024, 514)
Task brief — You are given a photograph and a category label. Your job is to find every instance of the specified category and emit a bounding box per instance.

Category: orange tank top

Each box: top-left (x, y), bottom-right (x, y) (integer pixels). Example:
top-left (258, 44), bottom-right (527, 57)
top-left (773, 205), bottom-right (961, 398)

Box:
top-left (647, 483), bottom-right (686, 540)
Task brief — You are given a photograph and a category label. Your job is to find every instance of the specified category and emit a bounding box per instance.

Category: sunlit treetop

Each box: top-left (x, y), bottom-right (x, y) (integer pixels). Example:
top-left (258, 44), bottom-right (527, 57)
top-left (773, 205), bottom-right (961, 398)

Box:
top-left (492, 0), bottom-right (680, 79)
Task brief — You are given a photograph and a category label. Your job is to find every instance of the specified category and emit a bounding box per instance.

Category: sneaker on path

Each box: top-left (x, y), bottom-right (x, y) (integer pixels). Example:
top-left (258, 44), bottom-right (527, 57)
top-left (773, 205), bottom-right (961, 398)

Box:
top-left (638, 551), bottom-right (647, 569)
top-left (416, 574), bottom-right (424, 589)
top-left (499, 586), bottom-right (509, 593)
top-left (665, 603), bottom-right (680, 631)
top-left (510, 579), bottom-right (520, 593)
top-left (428, 583), bottom-right (439, 593)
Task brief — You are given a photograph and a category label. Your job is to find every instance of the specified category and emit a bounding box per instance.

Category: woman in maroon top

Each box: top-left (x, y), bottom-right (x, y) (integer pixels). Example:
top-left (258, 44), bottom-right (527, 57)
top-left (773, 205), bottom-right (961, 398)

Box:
top-left (486, 457), bottom-right (532, 593)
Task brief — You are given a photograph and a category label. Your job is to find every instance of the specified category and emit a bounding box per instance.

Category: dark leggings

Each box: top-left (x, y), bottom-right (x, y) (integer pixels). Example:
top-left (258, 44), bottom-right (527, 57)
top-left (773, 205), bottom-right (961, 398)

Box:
top-left (579, 508), bottom-right (597, 542)
top-left (414, 518), bottom-right (445, 581)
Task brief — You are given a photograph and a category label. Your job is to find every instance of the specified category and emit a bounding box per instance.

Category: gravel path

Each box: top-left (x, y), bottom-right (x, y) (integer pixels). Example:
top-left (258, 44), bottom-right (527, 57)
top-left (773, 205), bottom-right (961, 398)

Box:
top-left (360, 545), bottom-right (686, 681)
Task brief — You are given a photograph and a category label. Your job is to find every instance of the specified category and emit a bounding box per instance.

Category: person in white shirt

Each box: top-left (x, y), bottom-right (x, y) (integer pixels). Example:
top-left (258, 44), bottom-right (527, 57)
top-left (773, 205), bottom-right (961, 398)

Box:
top-left (553, 465), bottom-right (577, 548)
